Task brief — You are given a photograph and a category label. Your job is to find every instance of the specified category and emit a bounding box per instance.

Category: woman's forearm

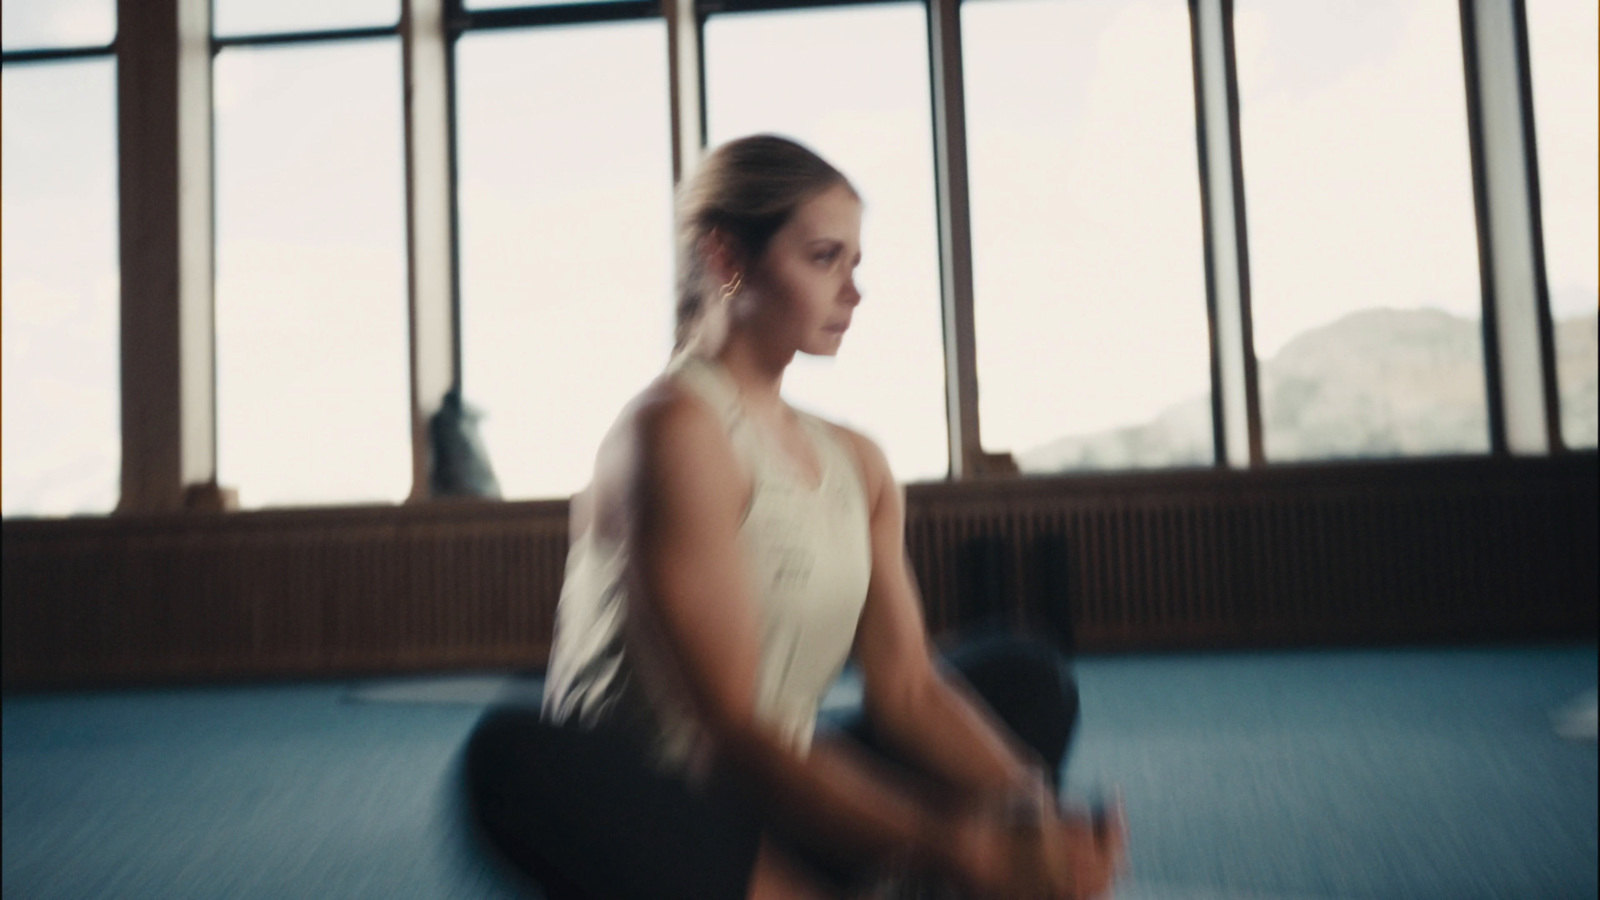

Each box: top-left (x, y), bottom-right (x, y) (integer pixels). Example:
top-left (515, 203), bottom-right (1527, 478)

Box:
top-left (710, 719), bottom-right (967, 876)
top-left (869, 671), bottom-right (1046, 804)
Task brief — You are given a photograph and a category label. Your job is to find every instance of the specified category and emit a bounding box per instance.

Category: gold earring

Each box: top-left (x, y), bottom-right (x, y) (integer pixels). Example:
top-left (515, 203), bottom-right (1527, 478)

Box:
top-left (719, 271), bottom-right (743, 302)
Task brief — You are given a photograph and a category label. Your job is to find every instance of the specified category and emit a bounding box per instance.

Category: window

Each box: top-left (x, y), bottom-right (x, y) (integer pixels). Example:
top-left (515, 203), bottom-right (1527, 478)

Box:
top-left (1234, 0), bottom-right (1488, 462)
top-left (1525, 0), bottom-right (1598, 449)
top-left (455, 19), bottom-right (674, 500)
top-left (1, 0), bottom-right (115, 51)
top-left (2, 5), bottom-right (120, 518)
top-left (965, 0), bottom-right (1212, 473)
top-left (704, 2), bottom-right (949, 482)
top-left (213, 35), bottom-right (411, 508)
top-left (212, 0), bottom-right (398, 38)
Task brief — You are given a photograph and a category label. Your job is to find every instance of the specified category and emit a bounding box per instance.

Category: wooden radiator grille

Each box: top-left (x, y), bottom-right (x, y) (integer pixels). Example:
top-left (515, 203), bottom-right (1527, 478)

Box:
top-left (4, 456), bottom-right (1594, 688)
top-left (3, 503), bottom-right (572, 686)
top-left (905, 460), bottom-right (1596, 649)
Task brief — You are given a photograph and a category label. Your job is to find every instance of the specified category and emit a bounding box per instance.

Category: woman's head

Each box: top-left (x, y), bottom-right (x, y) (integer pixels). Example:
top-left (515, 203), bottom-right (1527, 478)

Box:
top-left (674, 135), bottom-right (862, 358)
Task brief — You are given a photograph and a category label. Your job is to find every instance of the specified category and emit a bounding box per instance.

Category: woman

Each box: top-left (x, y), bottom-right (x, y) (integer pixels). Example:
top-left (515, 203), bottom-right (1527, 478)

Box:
top-left (466, 135), bottom-right (1124, 900)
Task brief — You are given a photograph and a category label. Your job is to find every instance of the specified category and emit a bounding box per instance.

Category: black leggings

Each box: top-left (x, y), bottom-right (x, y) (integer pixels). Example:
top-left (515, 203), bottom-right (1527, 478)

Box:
top-left (464, 633), bottom-right (1078, 900)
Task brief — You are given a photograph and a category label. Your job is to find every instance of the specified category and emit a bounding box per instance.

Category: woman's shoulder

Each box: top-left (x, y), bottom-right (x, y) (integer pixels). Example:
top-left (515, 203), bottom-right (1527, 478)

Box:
top-left (620, 373), bottom-right (726, 447)
top-left (806, 415), bottom-right (891, 503)
top-left (586, 374), bottom-right (752, 541)
top-left (595, 374), bottom-right (744, 491)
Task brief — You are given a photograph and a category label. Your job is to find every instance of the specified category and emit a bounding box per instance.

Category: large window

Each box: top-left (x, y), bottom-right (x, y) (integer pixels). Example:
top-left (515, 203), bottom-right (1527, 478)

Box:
top-left (213, 17), bottom-right (410, 508)
top-left (10, 0), bottom-right (1585, 523)
top-left (1234, 0), bottom-right (1489, 461)
top-left (455, 19), bottom-right (674, 500)
top-left (965, 0), bottom-right (1212, 473)
top-left (704, 2), bottom-right (949, 482)
top-left (1, 3), bottom-right (120, 518)
top-left (1525, 0), bottom-right (1598, 449)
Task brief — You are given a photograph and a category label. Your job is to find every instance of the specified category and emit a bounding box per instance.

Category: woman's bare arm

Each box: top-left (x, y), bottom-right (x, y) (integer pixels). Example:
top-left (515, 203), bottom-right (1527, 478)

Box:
top-left (840, 429), bottom-right (1048, 803)
top-left (842, 430), bottom-right (1128, 899)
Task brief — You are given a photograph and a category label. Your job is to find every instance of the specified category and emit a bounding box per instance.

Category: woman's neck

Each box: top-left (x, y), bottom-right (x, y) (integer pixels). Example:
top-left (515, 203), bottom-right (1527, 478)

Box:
top-left (713, 334), bottom-right (793, 419)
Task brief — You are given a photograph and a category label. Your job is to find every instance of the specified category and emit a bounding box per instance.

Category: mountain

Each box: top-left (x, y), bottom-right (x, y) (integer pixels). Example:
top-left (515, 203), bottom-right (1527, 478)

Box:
top-left (1018, 307), bottom-right (1598, 472)
top-left (1259, 307), bottom-right (1491, 459)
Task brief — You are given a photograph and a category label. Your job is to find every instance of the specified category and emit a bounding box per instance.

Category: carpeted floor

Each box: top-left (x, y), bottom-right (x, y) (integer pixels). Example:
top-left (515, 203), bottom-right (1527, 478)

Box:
top-left (3, 644), bottom-right (1595, 899)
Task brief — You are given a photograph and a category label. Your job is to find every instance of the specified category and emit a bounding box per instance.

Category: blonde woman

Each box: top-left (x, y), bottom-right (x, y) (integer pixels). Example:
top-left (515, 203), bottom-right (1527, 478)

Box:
top-left (467, 135), bottom-right (1124, 900)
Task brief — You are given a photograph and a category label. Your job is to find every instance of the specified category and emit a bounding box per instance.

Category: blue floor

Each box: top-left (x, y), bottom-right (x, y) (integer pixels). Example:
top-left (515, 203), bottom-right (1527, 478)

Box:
top-left (4, 644), bottom-right (1595, 900)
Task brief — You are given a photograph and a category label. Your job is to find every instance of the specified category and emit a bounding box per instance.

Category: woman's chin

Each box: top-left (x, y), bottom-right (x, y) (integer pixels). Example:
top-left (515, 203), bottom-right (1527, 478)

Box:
top-left (800, 330), bottom-right (848, 357)
top-left (800, 340), bottom-right (845, 358)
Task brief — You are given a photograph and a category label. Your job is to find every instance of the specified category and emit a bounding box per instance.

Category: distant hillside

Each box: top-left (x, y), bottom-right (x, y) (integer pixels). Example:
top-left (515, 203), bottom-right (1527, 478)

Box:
top-left (1260, 307), bottom-right (1491, 459)
top-left (1556, 311), bottom-right (1598, 445)
top-left (1018, 307), bottom-right (1598, 472)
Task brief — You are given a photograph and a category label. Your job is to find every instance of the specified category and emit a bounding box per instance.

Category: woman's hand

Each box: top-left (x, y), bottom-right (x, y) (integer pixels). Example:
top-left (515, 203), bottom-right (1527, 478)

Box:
top-left (943, 808), bottom-right (1042, 898)
top-left (941, 800), bottom-right (1125, 899)
top-left (1034, 804), bottom-right (1125, 899)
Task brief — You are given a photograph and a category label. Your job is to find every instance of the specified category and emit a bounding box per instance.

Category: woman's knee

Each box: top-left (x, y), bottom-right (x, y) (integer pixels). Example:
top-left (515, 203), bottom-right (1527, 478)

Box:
top-left (466, 707), bottom-right (540, 783)
top-left (946, 633), bottom-right (1074, 698)
top-left (943, 633), bottom-right (1079, 769)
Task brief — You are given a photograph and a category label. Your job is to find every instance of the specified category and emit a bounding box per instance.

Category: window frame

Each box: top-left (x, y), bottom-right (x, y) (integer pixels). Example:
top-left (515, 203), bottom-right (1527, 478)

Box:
top-left (4, 0), bottom-right (1582, 518)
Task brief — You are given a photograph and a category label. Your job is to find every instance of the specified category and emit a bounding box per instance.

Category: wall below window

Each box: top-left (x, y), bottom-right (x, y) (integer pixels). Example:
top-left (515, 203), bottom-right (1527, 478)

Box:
top-left (3, 455), bottom-right (1594, 690)
top-left (905, 454), bottom-right (1596, 651)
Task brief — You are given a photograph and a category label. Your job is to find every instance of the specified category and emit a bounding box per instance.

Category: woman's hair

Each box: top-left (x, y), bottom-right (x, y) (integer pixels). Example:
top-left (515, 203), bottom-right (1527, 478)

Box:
top-left (673, 134), bottom-right (855, 352)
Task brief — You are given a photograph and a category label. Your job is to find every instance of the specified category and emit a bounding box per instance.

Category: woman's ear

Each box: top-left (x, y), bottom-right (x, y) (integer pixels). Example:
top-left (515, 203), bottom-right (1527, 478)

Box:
top-left (699, 228), bottom-right (742, 286)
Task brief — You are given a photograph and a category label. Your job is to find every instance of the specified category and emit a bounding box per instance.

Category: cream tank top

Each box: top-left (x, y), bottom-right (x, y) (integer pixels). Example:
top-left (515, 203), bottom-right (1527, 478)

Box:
top-left (541, 354), bottom-right (873, 770)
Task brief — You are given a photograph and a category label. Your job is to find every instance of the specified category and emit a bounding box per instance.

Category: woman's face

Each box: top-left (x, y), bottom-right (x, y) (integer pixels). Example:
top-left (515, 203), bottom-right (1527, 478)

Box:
top-left (736, 183), bottom-right (863, 358)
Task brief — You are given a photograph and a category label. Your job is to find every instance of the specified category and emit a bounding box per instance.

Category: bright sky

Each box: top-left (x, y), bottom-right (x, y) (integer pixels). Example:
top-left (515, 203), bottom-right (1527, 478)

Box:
top-left (455, 22), bottom-right (677, 501)
top-left (0, 0), bottom-right (113, 50)
top-left (2, 0), bottom-right (1596, 516)
top-left (1235, 0), bottom-right (1484, 357)
top-left (965, 0), bottom-right (1212, 458)
top-left (1, 58), bottom-right (119, 515)
top-left (212, 0), bottom-right (398, 37)
top-left (212, 40), bottom-right (413, 507)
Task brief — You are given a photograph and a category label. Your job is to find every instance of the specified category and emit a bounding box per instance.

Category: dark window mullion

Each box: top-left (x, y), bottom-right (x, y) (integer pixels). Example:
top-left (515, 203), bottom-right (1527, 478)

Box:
top-left (1, 44), bottom-right (117, 65)
top-left (1511, 0), bottom-right (1569, 452)
top-left (704, 0), bottom-right (909, 15)
top-left (450, 1), bottom-right (662, 34)
top-left (213, 26), bottom-right (400, 52)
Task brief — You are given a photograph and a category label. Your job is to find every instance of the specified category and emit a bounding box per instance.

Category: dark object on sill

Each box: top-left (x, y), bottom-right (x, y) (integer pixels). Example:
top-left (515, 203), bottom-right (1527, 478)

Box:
top-left (183, 481), bottom-right (239, 512)
top-left (975, 450), bottom-right (1020, 476)
top-left (429, 387), bottom-right (503, 500)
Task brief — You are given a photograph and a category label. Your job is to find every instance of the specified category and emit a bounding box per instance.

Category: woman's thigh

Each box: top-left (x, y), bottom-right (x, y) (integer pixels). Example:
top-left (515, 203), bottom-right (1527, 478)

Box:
top-left (465, 707), bottom-right (763, 900)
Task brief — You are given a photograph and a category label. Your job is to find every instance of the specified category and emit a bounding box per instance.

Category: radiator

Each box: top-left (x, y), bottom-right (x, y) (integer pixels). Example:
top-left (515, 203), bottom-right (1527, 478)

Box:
top-left (3, 502), bottom-right (571, 685)
top-left (4, 455), bottom-right (1594, 688)
top-left (905, 457), bottom-right (1596, 649)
